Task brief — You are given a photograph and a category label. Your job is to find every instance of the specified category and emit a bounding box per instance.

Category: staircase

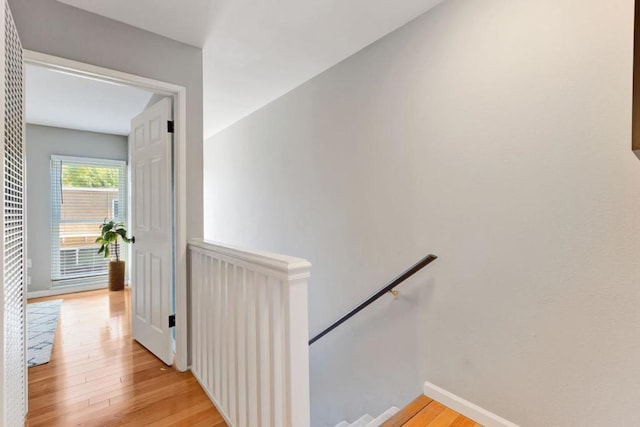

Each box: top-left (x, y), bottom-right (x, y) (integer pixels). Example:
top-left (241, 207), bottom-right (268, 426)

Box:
top-left (335, 395), bottom-right (482, 427)
top-left (334, 407), bottom-right (400, 427)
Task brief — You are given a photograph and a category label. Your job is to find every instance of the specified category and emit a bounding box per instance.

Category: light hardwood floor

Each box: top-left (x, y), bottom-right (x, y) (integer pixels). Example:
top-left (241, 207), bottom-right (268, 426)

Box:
top-left (25, 288), bottom-right (479, 427)
top-left (25, 288), bottom-right (226, 427)
top-left (382, 395), bottom-right (482, 427)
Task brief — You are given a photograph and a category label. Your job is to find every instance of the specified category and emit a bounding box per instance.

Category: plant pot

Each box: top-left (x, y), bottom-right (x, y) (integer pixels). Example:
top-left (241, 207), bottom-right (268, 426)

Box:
top-left (109, 260), bottom-right (125, 291)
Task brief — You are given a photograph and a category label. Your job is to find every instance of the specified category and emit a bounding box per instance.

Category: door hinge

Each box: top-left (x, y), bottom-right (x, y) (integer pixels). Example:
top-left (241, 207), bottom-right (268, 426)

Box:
top-left (167, 120), bottom-right (175, 134)
top-left (168, 314), bottom-right (176, 328)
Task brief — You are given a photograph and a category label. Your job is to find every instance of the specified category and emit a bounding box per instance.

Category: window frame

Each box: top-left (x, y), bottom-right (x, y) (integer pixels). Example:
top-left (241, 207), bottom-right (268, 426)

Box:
top-left (50, 155), bottom-right (127, 284)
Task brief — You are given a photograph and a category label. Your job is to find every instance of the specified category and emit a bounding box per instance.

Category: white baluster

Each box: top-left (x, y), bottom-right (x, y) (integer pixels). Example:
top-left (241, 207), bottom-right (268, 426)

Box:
top-left (192, 251), bottom-right (201, 376)
top-left (205, 257), bottom-right (217, 390)
top-left (269, 277), bottom-right (284, 426)
top-left (220, 260), bottom-right (228, 411)
top-left (199, 253), bottom-right (206, 382)
top-left (228, 264), bottom-right (238, 424)
top-left (246, 270), bottom-right (259, 427)
top-left (237, 266), bottom-right (248, 427)
top-left (257, 273), bottom-right (272, 424)
top-left (200, 254), bottom-right (208, 386)
top-left (214, 257), bottom-right (222, 399)
top-left (207, 256), bottom-right (215, 394)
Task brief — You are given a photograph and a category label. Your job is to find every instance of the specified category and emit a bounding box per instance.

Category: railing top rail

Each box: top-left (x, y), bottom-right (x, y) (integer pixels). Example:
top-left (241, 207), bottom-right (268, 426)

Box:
top-left (309, 254), bottom-right (438, 346)
top-left (189, 238), bottom-right (311, 278)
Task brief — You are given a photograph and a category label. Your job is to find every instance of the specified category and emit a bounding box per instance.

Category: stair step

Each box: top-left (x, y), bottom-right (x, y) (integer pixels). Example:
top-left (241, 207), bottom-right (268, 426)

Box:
top-left (381, 395), bottom-right (433, 426)
top-left (350, 414), bottom-right (374, 427)
top-left (381, 394), bottom-right (482, 426)
top-left (366, 407), bottom-right (400, 427)
top-left (335, 395), bottom-right (482, 427)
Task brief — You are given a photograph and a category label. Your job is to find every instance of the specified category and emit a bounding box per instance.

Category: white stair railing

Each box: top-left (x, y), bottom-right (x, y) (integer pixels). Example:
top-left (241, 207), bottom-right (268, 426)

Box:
top-left (188, 238), bottom-right (312, 427)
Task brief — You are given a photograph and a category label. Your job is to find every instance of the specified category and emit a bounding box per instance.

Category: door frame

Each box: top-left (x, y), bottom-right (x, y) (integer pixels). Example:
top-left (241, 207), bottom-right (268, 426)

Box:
top-left (23, 49), bottom-right (189, 371)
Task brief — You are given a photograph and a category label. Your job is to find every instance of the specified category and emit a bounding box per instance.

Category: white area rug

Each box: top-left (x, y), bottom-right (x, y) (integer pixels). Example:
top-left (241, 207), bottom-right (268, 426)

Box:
top-left (27, 299), bottom-right (62, 367)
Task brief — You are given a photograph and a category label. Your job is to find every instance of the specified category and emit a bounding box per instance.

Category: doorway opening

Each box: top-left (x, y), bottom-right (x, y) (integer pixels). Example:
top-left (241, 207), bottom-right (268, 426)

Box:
top-left (23, 51), bottom-right (189, 388)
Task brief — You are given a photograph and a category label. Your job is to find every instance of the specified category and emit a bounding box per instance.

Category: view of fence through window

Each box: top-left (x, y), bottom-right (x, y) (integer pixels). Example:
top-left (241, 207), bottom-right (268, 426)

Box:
top-left (51, 157), bottom-right (127, 282)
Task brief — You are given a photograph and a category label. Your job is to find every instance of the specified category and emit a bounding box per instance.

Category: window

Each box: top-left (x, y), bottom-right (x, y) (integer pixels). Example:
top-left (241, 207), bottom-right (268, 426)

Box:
top-left (112, 199), bottom-right (119, 219)
top-left (50, 156), bottom-right (127, 283)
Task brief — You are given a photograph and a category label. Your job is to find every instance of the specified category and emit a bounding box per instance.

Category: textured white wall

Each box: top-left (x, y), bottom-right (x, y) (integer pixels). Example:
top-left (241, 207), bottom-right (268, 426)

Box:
top-left (203, 0), bottom-right (640, 425)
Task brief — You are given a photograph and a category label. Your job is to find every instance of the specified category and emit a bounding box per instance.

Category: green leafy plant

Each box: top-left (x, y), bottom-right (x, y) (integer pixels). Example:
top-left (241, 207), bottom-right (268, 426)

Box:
top-left (96, 219), bottom-right (131, 262)
top-left (63, 164), bottom-right (119, 188)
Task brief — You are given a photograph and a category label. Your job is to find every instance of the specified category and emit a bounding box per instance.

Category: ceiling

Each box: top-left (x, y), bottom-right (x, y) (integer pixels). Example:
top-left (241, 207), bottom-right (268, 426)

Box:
top-left (56, 0), bottom-right (220, 48)
top-left (56, 0), bottom-right (445, 137)
top-left (26, 64), bottom-right (155, 135)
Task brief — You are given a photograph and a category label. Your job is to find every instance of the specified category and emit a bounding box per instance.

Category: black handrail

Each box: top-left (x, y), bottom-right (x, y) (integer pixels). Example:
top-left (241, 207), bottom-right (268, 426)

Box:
top-left (308, 254), bottom-right (438, 345)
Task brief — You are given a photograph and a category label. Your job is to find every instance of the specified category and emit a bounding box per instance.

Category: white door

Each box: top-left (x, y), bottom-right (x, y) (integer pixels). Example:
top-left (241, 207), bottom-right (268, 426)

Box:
top-left (130, 98), bottom-right (174, 365)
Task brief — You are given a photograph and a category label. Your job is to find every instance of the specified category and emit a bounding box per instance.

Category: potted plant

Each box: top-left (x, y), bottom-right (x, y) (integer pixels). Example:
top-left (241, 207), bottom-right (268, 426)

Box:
top-left (96, 219), bottom-right (131, 291)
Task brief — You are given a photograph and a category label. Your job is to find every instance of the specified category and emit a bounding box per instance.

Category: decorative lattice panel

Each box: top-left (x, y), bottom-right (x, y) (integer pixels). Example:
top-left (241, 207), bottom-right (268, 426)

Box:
top-left (3, 1), bottom-right (24, 424)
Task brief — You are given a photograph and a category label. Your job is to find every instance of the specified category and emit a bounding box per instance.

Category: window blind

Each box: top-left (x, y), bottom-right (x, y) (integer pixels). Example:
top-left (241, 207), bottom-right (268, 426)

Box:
top-left (50, 156), bottom-right (127, 284)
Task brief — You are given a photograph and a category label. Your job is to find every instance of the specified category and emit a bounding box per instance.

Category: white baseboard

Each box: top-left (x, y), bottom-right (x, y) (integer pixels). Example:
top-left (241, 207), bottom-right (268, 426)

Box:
top-left (423, 381), bottom-right (519, 427)
top-left (27, 282), bottom-right (110, 299)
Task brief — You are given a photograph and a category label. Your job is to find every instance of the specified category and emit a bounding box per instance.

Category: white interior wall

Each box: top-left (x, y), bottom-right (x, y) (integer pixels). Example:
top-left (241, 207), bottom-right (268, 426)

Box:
top-left (203, 0), bottom-right (640, 425)
top-left (26, 124), bottom-right (128, 294)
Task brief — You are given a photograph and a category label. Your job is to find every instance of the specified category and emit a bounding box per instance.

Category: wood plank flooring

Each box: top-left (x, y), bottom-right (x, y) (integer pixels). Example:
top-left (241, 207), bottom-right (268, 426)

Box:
top-left (25, 288), bottom-right (479, 427)
top-left (382, 395), bottom-right (482, 427)
top-left (25, 288), bottom-right (226, 427)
